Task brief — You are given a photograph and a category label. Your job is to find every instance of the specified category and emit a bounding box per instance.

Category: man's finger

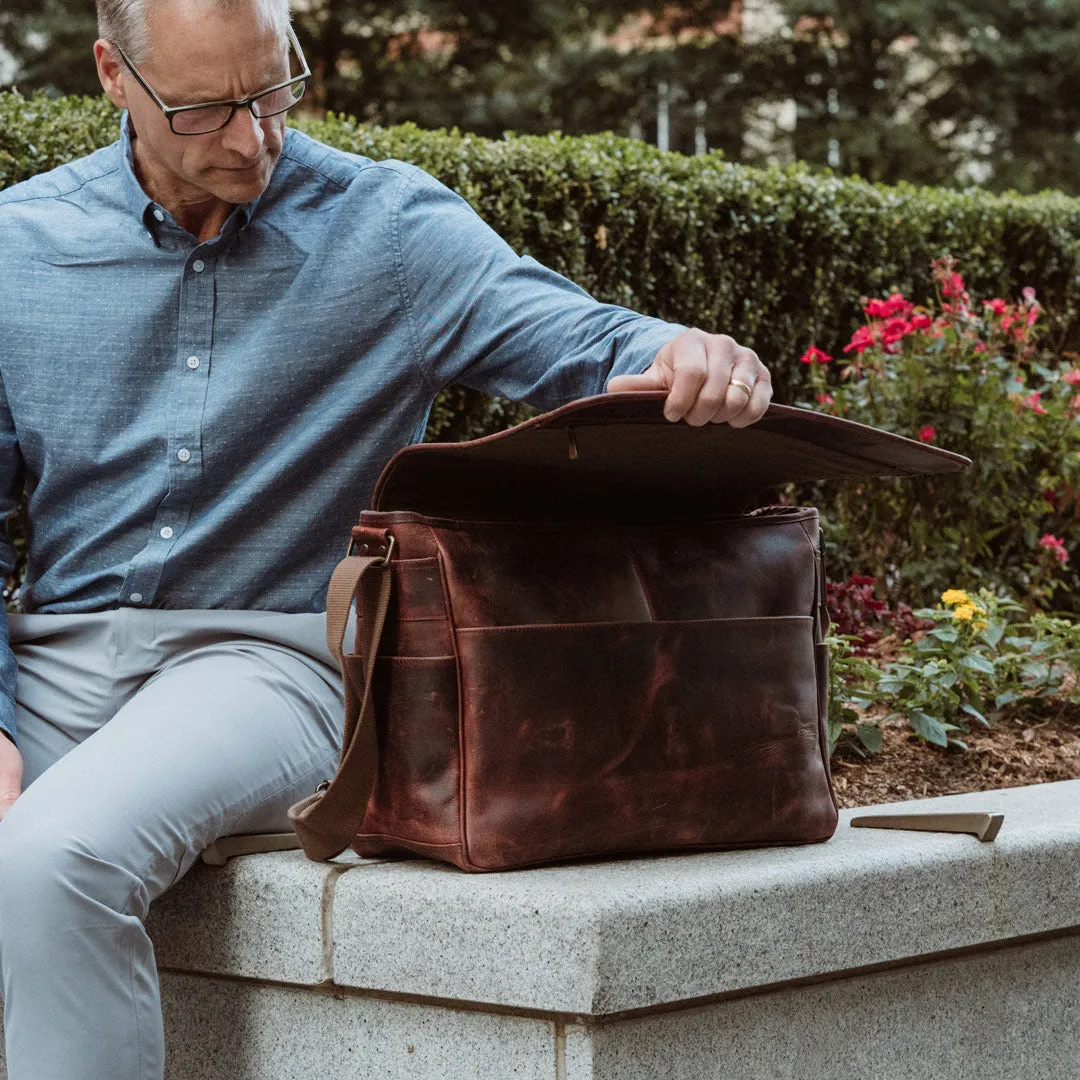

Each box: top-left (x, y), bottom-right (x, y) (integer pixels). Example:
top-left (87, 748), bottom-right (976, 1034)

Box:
top-left (704, 345), bottom-right (764, 424)
top-left (682, 339), bottom-right (757, 426)
top-left (667, 331), bottom-right (729, 425)
top-left (606, 368), bottom-right (668, 394)
top-left (0, 737), bottom-right (25, 822)
top-left (727, 374), bottom-right (773, 428)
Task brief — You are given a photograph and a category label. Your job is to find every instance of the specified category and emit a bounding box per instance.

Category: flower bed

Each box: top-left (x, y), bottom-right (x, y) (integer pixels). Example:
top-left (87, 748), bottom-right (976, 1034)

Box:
top-left (832, 684), bottom-right (1080, 807)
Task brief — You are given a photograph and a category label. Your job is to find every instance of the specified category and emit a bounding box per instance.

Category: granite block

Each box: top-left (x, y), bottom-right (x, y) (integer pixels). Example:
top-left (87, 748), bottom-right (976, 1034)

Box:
top-left (563, 932), bottom-right (1080, 1079)
top-left (160, 972), bottom-right (557, 1080)
top-left (329, 781), bottom-right (1080, 1014)
top-left (147, 849), bottom-right (367, 986)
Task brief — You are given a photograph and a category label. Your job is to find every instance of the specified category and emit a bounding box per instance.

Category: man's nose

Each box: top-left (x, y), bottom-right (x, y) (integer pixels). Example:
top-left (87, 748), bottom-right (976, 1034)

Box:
top-left (221, 105), bottom-right (266, 158)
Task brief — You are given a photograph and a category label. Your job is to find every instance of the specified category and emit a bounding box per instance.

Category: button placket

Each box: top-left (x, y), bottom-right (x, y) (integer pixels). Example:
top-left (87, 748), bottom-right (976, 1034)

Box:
top-left (120, 244), bottom-right (215, 608)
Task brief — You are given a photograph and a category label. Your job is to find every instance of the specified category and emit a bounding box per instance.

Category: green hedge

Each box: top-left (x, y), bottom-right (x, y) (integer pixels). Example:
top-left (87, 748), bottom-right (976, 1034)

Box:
top-left (5, 88), bottom-right (1080, 408)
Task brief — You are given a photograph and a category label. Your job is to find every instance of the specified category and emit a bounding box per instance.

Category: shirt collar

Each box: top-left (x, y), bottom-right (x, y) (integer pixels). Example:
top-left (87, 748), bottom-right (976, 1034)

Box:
top-left (118, 111), bottom-right (265, 241)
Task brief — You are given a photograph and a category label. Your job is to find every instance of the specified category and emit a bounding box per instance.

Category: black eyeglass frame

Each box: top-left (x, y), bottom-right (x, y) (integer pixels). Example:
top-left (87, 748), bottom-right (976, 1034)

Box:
top-left (110, 25), bottom-right (311, 135)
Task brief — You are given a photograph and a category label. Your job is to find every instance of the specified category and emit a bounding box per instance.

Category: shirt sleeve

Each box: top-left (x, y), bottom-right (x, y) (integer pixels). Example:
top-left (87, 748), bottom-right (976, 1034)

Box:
top-left (0, 374), bottom-right (22, 745)
top-left (394, 168), bottom-right (687, 409)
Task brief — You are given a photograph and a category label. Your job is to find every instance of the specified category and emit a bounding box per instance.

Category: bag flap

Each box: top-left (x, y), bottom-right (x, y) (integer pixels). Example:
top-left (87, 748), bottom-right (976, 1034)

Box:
top-left (370, 392), bottom-right (972, 522)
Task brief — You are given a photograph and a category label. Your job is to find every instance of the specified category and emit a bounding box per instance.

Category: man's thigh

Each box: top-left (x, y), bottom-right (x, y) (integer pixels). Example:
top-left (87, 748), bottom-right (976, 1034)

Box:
top-left (2, 615), bottom-right (344, 905)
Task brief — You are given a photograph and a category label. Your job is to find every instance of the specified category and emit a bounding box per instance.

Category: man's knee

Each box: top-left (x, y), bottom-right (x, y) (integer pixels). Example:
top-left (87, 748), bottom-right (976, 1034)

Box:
top-left (0, 804), bottom-right (147, 927)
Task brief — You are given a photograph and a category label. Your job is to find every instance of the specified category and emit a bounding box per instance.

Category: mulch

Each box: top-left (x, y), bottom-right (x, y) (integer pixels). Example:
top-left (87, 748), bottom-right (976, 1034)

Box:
top-left (832, 695), bottom-right (1080, 808)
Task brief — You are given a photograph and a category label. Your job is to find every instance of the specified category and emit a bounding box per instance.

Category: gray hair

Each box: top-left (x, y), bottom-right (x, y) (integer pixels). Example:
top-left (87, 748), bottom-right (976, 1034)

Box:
top-left (97, 0), bottom-right (291, 65)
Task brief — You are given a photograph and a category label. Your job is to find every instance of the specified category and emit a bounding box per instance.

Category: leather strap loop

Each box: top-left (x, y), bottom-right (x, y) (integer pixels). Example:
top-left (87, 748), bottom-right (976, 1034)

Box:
top-left (288, 551), bottom-right (393, 861)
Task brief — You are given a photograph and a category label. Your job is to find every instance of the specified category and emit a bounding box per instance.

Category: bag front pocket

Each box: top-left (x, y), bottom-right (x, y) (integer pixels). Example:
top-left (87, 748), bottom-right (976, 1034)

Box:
top-left (455, 617), bottom-right (836, 869)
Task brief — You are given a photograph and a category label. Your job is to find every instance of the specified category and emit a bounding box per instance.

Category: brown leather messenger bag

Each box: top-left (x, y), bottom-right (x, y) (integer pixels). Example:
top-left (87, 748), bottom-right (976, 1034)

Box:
top-left (288, 392), bottom-right (970, 872)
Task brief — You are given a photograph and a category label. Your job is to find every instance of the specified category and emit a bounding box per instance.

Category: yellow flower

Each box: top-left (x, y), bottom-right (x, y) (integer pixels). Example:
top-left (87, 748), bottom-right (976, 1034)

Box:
top-left (973, 621), bottom-right (988, 632)
top-left (953, 604), bottom-right (976, 621)
top-left (941, 589), bottom-right (969, 606)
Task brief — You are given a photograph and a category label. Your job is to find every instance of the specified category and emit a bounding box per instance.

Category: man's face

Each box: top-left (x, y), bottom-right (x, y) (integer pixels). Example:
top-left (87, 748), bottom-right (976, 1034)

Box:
top-left (97, 1), bottom-right (291, 207)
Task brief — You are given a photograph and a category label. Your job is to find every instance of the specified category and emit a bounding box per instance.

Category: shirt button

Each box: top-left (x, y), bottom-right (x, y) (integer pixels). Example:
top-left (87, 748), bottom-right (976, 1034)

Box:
top-left (129, 593), bottom-right (143, 604)
top-left (192, 259), bottom-right (206, 273)
top-left (177, 448), bottom-right (191, 463)
top-left (153, 209), bottom-right (165, 222)
top-left (186, 355), bottom-right (201, 370)
top-left (160, 527), bottom-right (174, 540)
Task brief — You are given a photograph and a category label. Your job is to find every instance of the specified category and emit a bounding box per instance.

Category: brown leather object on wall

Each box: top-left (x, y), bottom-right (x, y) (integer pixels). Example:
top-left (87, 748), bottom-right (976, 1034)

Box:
top-left (288, 393), bottom-right (970, 872)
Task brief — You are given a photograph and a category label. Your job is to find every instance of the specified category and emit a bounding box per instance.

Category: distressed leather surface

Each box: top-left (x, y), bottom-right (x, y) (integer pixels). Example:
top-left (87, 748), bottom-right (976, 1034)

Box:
top-left (349, 511), bottom-right (837, 871)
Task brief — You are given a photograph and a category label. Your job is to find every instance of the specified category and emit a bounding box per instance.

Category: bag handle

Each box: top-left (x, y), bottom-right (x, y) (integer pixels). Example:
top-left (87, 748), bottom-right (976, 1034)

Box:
top-left (287, 545), bottom-right (394, 861)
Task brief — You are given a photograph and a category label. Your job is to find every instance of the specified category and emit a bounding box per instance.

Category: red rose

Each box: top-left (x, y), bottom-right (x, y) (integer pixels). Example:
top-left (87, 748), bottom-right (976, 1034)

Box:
top-left (917, 425), bottom-right (936, 443)
top-left (843, 325), bottom-right (877, 354)
top-left (881, 317), bottom-right (911, 345)
top-left (800, 345), bottom-right (833, 365)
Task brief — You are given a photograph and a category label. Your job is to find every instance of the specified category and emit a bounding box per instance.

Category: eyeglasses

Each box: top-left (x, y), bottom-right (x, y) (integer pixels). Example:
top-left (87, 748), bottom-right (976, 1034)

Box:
top-left (111, 25), bottom-right (311, 135)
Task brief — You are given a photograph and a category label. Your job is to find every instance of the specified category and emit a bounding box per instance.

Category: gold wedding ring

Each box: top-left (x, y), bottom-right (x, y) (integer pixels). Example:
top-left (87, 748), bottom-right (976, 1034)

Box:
top-left (729, 378), bottom-right (754, 399)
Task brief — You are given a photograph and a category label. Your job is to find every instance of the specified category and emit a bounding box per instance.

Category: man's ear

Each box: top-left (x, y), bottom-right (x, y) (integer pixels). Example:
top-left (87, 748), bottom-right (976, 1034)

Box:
top-left (94, 39), bottom-right (129, 111)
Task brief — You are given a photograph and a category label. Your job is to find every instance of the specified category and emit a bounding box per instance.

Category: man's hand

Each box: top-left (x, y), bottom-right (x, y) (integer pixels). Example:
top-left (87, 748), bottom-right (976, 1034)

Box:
top-left (0, 735), bottom-right (23, 822)
top-left (606, 328), bottom-right (772, 428)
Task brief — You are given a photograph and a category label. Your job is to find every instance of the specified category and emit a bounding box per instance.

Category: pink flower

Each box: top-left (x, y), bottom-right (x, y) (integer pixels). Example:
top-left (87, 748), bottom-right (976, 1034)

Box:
top-left (800, 345), bottom-right (833, 365)
top-left (909, 313), bottom-right (932, 331)
top-left (985, 298), bottom-right (1007, 315)
top-left (864, 293), bottom-right (912, 319)
top-left (1039, 534), bottom-right (1070, 566)
top-left (1024, 392), bottom-right (1048, 415)
top-left (918, 426), bottom-right (936, 443)
top-left (1026, 306), bottom-right (1040, 327)
top-left (941, 272), bottom-right (966, 299)
top-left (843, 325), bottom-right (877, 355)
top-left (1023, 286), bottom-right (1037, 304)
top-left (1001, 315), bottom-right (1015, 331)
top-left (817, 392), bottom-right (835, 406)
top-left (1063, 369), bottom-right (1080, 386)
top-left (973, 341), bottom-right (987, 354)
top-left (881, 317), bottom-right (911, 345)
top-left (932, 256), bottom-right (968, 301)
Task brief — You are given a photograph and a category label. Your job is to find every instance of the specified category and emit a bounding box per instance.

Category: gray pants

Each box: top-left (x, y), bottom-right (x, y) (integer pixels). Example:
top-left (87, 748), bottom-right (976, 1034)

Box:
top-left (0, 608), bottom-right (346, 1080)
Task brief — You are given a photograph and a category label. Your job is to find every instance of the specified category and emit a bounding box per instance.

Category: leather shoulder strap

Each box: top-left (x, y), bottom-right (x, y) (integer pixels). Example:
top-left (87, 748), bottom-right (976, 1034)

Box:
top-left (288, 553), bottom-right (393, 861)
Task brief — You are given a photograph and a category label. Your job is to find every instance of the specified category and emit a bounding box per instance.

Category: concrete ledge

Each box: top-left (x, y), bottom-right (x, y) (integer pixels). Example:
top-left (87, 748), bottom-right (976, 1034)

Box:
top-left (148, 780), bottom-right (1080, 1016)
top-left (4, 782), bottom-right (1078, 1079)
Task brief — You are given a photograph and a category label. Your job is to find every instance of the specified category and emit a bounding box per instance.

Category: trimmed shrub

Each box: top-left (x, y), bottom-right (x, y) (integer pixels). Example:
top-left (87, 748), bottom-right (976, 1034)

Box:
top-left (6, 89), bottom-right (1080, 414)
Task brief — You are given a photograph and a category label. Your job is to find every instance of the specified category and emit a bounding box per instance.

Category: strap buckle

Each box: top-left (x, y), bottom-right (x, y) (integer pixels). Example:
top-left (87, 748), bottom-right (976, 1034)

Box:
top-left (345, 533), bottom-right (396, 565)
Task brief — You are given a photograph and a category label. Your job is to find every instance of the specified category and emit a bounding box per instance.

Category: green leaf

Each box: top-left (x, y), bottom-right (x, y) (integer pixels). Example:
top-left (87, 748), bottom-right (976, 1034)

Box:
top-left (979, 623), bottom-right (1005, 648)
top-left (856, 723), bottom-right (884, 754)
top-left (962, 653), bottom-right (996, 676)
top-left (960, 702), bottom-right (989, 727)
top-left (929, 626), bottom-right (959, 643)
top-left (995, 691), bottom-right (1022, 708)
top-left (909, 709), bottom-right (950, 747)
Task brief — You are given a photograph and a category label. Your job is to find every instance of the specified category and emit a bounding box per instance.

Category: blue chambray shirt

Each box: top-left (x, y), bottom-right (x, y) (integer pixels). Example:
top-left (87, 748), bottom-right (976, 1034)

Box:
top-left (0, 113), bottom-right (683, 743)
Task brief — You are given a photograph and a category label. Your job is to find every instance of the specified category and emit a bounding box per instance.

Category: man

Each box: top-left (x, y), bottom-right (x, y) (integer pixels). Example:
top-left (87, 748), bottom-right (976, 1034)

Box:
top-left (0, 0), bottom-right (772, 1076)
